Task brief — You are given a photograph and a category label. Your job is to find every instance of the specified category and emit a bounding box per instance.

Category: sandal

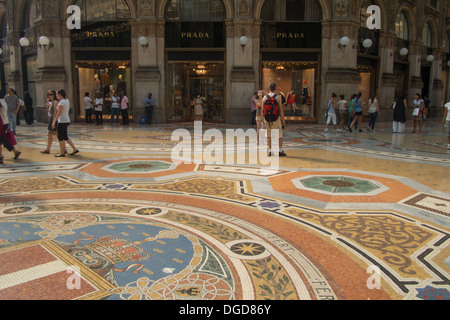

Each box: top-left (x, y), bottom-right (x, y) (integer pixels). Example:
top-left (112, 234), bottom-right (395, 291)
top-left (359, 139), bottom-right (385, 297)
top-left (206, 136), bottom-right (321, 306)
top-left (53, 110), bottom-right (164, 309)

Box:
top-left (14, 152), bottom-right (21, 160)
top-left (40, 150), bottom-right (50, 154)
top-left (55, 153), bottom-right (65, 158)
top-left (70, 150), bottom-right (80, 156)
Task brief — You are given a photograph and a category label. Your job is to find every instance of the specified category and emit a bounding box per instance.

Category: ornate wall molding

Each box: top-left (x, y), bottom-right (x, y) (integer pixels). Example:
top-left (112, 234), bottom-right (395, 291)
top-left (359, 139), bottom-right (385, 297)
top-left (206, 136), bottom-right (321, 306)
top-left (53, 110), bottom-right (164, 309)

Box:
top-left (138, 0), bottom-right (156, 18)
top-left (235, 0), bottom-right (252, 18)
top-left (130, 20), bottom-right (157, 37)
top-left (334, 0), bottom-right (348, 17)
top-left (41, 0), bottom-right (59, 19)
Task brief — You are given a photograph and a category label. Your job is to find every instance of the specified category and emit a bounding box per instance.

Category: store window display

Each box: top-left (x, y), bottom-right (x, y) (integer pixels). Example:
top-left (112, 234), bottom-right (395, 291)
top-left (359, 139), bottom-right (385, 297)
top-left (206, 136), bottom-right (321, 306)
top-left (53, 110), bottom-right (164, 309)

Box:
top-left (261, 63), bottom-right (317, 119)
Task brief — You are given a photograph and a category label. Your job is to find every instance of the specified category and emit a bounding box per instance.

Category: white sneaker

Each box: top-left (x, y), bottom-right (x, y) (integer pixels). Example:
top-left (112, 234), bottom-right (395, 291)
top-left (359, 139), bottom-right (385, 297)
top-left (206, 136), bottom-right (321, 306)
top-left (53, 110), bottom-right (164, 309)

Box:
top-left (324, 128), bottom-right (328, 133)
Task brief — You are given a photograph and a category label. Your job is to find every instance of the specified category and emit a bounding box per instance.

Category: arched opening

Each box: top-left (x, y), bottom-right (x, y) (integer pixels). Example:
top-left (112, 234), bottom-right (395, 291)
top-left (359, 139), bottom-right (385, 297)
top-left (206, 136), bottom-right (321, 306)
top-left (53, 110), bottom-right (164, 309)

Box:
top-left (71, 0), bottom-right (133, 123)
top-left (165, 0), bottom-right (225, 21)
top-left (421, 21), bottom-right (434, 99)
top-left (164, 0), bottom-right (227, 122)
top-left (20, 0), bottom-right (39, 123)
top-left (75, 0), bottom-right (132, 22)
top-left (260, 0), bottom-right (322, 22)
top-left (260, 0), bottom-right (323, 121)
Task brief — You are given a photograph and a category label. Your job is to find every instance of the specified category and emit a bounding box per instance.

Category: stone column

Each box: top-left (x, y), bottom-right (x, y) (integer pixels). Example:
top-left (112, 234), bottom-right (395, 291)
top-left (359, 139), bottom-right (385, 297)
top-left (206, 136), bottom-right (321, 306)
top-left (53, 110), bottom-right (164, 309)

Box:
top-left (407, 41), bottom-right (423, 106)
top-left (4, 0), bottom-right (22, 95)
top-left (5, 30), bottom-right (23, 95)
top-left (226, 19), bottom-right (258, 125)
top-left (378, 32), bottom-right (397, 121)
top-left (129, 0), bottom-right (164, 124)
top-left (321, 20), bottom-right (361, 125)
top-left (430, 49), bottom-right (444, 116)
top-left (130, 19), bottom-right (163, 124)
top-left (33, 19), bottom-right (70, 122)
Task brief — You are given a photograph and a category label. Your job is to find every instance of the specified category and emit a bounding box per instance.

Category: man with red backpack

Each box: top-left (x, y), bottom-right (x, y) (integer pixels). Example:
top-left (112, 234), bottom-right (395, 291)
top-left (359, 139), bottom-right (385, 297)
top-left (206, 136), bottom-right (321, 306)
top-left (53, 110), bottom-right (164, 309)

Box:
top-left (262, 83), bottom-right (286, 157)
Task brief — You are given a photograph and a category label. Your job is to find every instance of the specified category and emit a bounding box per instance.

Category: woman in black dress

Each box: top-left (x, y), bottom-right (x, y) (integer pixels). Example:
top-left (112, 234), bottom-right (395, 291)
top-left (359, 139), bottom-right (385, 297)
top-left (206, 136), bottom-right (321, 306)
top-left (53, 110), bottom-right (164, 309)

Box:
top-left (393, 94), bottom-right (407, 133)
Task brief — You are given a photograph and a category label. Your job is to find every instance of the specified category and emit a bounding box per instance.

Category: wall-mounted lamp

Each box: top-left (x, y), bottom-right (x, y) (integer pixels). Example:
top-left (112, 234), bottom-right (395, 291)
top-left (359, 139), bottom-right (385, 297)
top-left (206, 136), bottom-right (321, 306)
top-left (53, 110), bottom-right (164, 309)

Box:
top-left (19, 37), bottom-right (30, 47)
top-left (362, 38), bottom-right (373, 49)
top-left (338, 36), bottom-right (350, 51)
top-left (38, 36), bottom-right (53, 52)
top-left (239, 36), bottom-right (248, 52)
top-left (426, 54), bottom-right (434, 62)
top-left (138, 36), bottom-right (149, 52)
top-left (447, 60), bottom-right (450, 67)
top-left (399, 48), bottom-right (409, 56)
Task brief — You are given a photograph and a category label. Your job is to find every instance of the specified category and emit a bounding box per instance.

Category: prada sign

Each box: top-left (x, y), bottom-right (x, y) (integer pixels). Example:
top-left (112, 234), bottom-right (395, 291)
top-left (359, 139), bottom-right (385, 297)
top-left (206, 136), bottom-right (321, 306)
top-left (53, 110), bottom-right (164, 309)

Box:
top-left (276, 32), bottom-right (305, 39)
top-left (71, 22), bottom-right (131, 48)
top-left (181, 32), bottom-right (211, 39)
top-left (166, 22), bottom-right (225, 48)
top-left (261, 22), bottom-right (321, 49)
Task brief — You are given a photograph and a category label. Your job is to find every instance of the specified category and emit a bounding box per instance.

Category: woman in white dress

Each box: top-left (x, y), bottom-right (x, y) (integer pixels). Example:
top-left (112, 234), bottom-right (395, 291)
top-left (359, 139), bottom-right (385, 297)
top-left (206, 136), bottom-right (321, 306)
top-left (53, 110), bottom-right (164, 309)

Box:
top-left (194, 94), bottom-right (204, 122)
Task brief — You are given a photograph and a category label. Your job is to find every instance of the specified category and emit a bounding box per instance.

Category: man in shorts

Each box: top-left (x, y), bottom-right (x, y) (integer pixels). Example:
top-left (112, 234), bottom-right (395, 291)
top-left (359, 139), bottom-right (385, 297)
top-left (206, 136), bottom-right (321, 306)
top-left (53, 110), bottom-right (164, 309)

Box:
top-left (263, 83), bottom-right (286, 157)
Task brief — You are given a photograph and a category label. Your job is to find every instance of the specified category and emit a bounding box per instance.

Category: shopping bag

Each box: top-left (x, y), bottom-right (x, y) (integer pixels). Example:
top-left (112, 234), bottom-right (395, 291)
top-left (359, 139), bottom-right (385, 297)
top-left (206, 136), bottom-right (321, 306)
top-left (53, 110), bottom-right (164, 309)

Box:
top-left (6, 129), bottom-right (17, 146)
top-left (412, 108), bottom-right (420, 117)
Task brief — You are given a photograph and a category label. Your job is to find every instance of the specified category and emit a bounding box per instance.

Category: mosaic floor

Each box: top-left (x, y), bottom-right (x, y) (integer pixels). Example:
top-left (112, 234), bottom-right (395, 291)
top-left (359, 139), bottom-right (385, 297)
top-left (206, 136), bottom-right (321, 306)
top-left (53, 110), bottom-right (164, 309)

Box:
top-left (0, 119), bottom-right (449, 301)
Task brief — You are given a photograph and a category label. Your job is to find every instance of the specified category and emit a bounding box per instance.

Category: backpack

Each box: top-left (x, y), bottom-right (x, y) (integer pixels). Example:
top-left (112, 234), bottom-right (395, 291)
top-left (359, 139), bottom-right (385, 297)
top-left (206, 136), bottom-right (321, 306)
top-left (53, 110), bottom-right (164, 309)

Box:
top-left (263, 94), bottom-right (279, 123)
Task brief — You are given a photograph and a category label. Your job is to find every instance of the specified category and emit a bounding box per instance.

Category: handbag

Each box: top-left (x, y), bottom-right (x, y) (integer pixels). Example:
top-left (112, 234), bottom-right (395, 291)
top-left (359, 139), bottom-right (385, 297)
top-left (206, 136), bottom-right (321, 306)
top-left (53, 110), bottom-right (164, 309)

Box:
top-left (6, 128), bottom-right (17, 146)
top-left (412, 108), bottom-right (420, 117)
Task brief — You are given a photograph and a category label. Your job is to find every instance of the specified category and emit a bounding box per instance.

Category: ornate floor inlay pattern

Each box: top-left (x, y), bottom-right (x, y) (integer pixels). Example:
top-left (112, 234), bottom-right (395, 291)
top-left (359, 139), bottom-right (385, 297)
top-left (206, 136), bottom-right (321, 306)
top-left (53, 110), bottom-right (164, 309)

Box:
top-left (0, 121), bottom-right (449, 300)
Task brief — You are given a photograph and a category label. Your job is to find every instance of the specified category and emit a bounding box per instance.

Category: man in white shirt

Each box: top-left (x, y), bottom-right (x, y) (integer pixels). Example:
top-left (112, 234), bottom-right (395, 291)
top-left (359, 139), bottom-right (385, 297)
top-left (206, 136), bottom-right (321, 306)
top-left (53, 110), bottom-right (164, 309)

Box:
top-left (84, 92), bottom-right (93, 124)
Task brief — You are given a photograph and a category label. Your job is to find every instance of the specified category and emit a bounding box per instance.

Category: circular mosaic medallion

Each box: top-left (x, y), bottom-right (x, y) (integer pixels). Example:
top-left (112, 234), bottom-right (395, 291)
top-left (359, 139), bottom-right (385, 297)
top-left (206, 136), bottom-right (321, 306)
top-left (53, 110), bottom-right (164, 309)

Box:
top-left (3, 206), bottom-right (35, 215)
top-left (230, 242), bottom-right (266, 257)
top-left (102, 161), bottom-right (176, 174)
top-left (322, 180), bottom-right (356, 188)
top-left (135, 207), bottom-right (164, 216)
top-left (292, 175), bottom-right (388, 196)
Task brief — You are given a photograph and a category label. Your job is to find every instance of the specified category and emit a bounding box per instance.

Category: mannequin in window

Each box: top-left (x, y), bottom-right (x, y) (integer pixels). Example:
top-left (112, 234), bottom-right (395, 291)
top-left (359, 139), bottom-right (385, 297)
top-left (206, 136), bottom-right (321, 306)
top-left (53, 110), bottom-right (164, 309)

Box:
top-left (94, 74), bottom-right (101, 93)
top-left (101, 68), bottom-right (111, 87)
top-left (117, 74), bottom-right (126, 95)
top-left (302, 81), bottom-right (310, 116)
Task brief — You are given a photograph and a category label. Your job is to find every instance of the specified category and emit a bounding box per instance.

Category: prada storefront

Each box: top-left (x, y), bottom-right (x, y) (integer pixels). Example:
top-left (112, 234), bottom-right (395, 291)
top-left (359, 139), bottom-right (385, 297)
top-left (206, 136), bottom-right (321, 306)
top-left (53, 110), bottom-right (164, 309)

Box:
top-left (71, 1), bottom-right (132, 120)
top-left (165, 1), bottom-right (226, 122)
top-left (260, 0), bottom-right (322, 121)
